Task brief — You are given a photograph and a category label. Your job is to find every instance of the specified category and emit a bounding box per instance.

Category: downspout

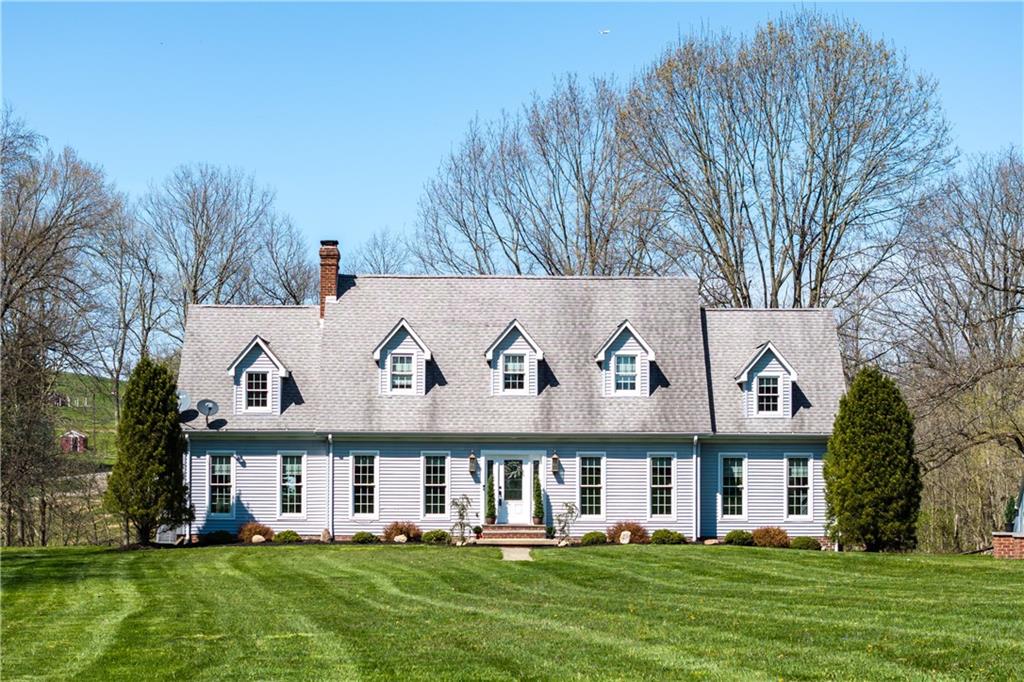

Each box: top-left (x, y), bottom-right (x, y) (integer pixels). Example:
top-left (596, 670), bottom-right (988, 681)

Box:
top-left (185, 433), bottom-right (192, 541)
top-left (327, 434), bottom-right (334, 539)
top-left (692, 435), bottom-right (700, 542)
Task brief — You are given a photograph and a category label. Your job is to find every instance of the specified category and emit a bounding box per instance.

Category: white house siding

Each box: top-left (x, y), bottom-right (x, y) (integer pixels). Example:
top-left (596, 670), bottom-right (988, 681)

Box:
top-left (699, 441), bottom-right (827, 539)
top-left (378, 329), bottom-right (426, 396)
top-left (233, 346), bottom-right (280, 414)
top-left (490, 331), bottom-right (537, 395)
top-left (602, 331), bottom-right (650, 396)
top-left (743, 352), bottom-right (791, 418)
top-left (190, 438), bottom-right (328, 536)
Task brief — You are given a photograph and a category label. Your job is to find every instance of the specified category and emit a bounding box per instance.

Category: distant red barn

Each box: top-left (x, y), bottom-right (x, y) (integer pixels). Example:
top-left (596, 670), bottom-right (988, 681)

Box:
top-left (59, 430), bottom-right (88, 453)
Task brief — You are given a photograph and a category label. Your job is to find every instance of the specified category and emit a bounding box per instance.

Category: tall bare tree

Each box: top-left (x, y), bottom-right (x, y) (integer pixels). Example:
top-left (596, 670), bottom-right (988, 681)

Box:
top-left (252, 215), bottom-right (317, 304)
top-left (618, 11), bottom-right (951, 309)
top-left (414, 76), bottom-right (670, 275)
top-left (343, 227), bottom-right (410, 274)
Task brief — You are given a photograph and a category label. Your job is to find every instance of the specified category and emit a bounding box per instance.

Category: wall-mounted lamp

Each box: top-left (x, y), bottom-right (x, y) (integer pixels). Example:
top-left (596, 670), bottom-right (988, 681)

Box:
top-left (551, 451), bottom-right (560, 476)
top-left (468, 452), bottom-right (478, 475)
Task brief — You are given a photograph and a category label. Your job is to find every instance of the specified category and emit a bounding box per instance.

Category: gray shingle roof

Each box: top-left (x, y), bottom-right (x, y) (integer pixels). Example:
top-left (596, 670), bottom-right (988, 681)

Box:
top-left (177, 276), bottom-right (844, 436)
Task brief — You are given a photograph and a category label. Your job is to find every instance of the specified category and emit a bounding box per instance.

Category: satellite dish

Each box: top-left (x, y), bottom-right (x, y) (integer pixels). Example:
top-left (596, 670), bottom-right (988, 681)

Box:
top-left (197, 399), bottom-right (219, 417)
top-left (176, 389), bottom-right (191, 412)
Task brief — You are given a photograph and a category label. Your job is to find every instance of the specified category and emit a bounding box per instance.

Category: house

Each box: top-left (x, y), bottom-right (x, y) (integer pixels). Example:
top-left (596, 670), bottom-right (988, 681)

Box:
top-left (60, 430), bottom-right (88, 453)
top-left (174, 240), bottom-right (845, 542)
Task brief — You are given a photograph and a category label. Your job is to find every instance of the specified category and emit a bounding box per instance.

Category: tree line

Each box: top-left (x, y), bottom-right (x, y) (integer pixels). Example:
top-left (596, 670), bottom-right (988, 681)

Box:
top-left (2, 10), bottom-right (1020, 549)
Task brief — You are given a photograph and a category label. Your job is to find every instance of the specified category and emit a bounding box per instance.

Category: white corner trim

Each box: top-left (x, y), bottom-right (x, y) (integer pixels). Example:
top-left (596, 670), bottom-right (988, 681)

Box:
top-left (593, 320), bottom-right (656, 363)
top-left (373, 318), bottom-right (433, 362)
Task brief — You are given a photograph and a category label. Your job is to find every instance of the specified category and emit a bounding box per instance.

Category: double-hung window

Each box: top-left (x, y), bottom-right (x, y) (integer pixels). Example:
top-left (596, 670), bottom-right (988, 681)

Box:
top-left (280, 454), bottom-right (303, 515)
top-left (756, 376), bottom-right (779, 414)
top-left (614, 355), bottom-right (637, 392)
top-left (353, 454), bottom-right (377, 516)
top-left (786, 457), bottom-right (810, 517)
top-left (650, 456), bottom-right (673, 517)
top-left (721, 456), bottom-right (745, 517)
top-left (209, 454), bottom-right (233, 516)
top-left (245, 371), bottom-right (268, 410)
top-left (390, 354), bottom-right (413, 392)
top-left (423, 454), bottom-right (447, 516)
top-left (503, 354), bottom-right (525, 392)
top-left (579, 456), bottom-right (603, 516)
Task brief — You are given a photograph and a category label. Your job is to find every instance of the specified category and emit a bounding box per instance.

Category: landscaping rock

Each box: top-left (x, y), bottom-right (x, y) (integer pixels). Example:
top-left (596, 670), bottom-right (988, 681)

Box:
top-left (394, 534), bottom-right (407, 544)
top-left (619, 530), bottom-right (632, 544)
top-left (557, 539), bottom-right (570, 547)
top-left (251, 534), bottom-right (266, 544)
top-left (320, 529), bottom-right (332, 543)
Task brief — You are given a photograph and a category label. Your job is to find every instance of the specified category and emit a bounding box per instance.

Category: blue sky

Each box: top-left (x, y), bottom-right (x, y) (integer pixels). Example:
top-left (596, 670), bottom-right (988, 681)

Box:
top-left (3, 2), bottom-right (1022, 251)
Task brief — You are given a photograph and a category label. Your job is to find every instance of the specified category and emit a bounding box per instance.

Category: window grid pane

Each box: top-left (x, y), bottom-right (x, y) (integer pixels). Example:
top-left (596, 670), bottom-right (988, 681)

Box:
top-left (246, 372), bottom-right (268, 408)
top-left (580, 457), bottom-right (602, 515)
top-left (614, 355), bottom-right (637, 391)
top-left (354, 455), bottom-right (375, 514)
top-left (210, 455), bottom-right (232, 514)
top-left (424, 455), bottom-right (446, 515)
top-left (503, 354), bottom-right (525, 391)
top-left (722, 457), bottom-right (744, 516)
top-left (280, 455), bottom-right (303, 514)
top-left (757, 376), bottom-right (779, 413)
top-left (391, 354), bottom-right (413, 390)
top-left (787, 458), bottom-right (809, 516)
top-left (650, 457), bottom-right (672, 516)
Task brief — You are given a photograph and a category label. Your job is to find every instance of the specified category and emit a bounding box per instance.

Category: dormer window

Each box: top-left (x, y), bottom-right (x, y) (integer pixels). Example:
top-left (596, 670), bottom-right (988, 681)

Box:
top-left (390, 354), bottom-right (414, 392)
top-left (502, 354), bottom-right (526, 392)
top-left (245, 371), bottom-right (269, 410)
top-left (614, 354), bottom-right (637, 392)
top-left (736, 341), bottom-right (797, 419)
top-left (756, 376), bottom-right (779, 414)
top-left (595, 320), bottom-right (655, 397)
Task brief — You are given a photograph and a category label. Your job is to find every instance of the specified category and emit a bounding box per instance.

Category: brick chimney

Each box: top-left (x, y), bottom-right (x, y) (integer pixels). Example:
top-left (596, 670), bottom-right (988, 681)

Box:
top-left (318, 239), bottom-right (340, 318)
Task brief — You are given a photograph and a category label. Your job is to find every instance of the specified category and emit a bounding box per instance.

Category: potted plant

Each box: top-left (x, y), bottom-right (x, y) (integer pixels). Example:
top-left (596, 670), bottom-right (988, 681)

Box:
top-left (1004, 495), bottom-right (1018, 532)
top-left (532, 469), bottom-right (544, 525)
top-left (485, 470), bottom-right (497, 524)
top-left (473, 525), bottom-right (483, 539)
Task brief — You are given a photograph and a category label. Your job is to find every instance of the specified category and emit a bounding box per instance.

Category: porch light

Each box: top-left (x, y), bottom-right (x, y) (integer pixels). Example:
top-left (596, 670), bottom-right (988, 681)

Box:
top-left (551, 452), bottom-right (560, 475)
top-left (468, 452), bottom-right (478, 475)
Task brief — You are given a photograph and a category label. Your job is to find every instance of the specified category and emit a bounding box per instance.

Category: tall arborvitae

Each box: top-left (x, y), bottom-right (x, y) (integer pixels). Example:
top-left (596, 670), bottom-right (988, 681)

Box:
top-left (825, 367), bottom-right (921, 551)
top-left (105, 357), bottom-right (192, 543)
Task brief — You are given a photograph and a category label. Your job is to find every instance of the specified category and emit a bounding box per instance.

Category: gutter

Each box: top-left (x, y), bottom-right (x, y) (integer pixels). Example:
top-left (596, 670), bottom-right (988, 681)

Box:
top-left (692, 435), bottom-right (700, 541)
top-left (185, 433), bottom-right (191, 541)
top-left (327, 434), bottom-right (334, 539)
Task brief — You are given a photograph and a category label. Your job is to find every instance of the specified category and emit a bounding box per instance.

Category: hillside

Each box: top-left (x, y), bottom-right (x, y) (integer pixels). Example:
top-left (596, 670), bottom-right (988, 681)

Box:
top-left (54, 373), bottom-right (118, 466)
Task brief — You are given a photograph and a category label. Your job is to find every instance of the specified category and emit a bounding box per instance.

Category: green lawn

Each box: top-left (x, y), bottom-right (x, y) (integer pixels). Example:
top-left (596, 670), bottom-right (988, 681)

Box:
top-left (2, 545), bottom-right (1022, 680)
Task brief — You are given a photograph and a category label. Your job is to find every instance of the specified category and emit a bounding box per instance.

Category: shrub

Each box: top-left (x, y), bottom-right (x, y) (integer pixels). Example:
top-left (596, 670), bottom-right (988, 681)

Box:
top-left (580, 531), bottom-right (607, 546)
top-left (422, 529), bottom-right (451, 545)
top-left (723, 529), bottom-right (754, 546)
top-left (545, 525), bottom-right (555, 539)
top-left (472, 525), bottom-right (483, 537)
top-left (825, 366), bottom-right (921, 551)
top-left (199, 530), bottom-right (235, 545)
top-left (383, 521), bottom-right (422, 543)
top-left (351, 531), bottom-right (378, 544)
top-left (238, 522), bottom-right (275, 543)
top-left (533, 470), bottom-right (544, 522)
top-left (752, 526), bottom-right (790, 548)
top-left (606, 521), bottom-right (650, 544)
top-left (651, 529), bottom-right (687, 545)
top-left (274, 530), bottom-right (302, 544)
top-left (790, 536), bottom-right (822, 551)
top-left (485, 470), bottom-right (496, 520)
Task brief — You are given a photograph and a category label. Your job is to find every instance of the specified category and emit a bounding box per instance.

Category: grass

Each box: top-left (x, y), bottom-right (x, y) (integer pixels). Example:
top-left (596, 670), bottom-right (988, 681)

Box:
top-left (56, 372), bottom-right (118, 466)
top-left (2, 544), bottom-right (1022, 680)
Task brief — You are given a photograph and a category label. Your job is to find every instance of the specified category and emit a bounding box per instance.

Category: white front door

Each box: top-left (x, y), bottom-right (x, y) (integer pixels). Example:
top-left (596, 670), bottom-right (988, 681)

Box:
top-left (496, 459), bottom-right (530, 524)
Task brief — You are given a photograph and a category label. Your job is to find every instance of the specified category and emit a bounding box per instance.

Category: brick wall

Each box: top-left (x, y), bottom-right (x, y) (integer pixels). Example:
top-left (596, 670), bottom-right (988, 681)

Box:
top-left (992, 533), bottom-right (1024, 559)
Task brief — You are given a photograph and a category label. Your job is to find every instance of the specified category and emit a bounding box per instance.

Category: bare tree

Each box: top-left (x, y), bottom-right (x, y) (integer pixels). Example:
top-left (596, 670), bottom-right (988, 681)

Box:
top-left (414, 76), bottom-right (670, 275)
top-left (618, 11), bottom-right (951, 309)
top-left (343, 227), bottom-right (410, 274)
top-left (252, 215), bottom-right (317, 304)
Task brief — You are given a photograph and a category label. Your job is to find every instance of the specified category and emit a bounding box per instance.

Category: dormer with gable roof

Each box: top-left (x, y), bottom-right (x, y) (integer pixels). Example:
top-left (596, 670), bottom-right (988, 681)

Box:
top-left (226, 335), bottom-right (290, 416)
top-left (594, 320), bottom-right (655, 397)
top-left (373, 319), bottom-right (432, 396)
top-left (485, 320), bottom-right (544, 396)
top-left (735, 341), bottom-right (797, 418)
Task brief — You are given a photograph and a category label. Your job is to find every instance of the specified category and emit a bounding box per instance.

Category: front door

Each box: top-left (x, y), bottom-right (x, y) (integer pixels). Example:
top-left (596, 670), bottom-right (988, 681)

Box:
top-left (496, 459), bottom-right (529, 524)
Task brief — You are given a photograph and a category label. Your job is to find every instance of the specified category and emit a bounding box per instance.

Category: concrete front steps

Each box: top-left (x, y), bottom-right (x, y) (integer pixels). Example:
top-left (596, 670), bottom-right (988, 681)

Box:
top-left (475, 537), bottom-right (558, 546)
top-left (481, 524), bottom-right (547, 540)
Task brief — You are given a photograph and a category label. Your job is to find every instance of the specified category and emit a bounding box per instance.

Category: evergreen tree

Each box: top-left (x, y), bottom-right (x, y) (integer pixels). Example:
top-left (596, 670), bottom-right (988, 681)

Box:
top-left (825, 367), bottom-right (921, 551)
top-left (105, 357), bottom-right (192, 543)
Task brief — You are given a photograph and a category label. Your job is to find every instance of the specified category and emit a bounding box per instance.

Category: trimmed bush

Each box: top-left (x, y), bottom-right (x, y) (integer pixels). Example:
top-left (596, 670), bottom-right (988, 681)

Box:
top-left (422, 529), bottom-right (451, 545)
top-left (606, 521), bottom-right (650, 544)
top-left (351, 531), bottom-right (378, 544)
top-left (580, 531), bottom-right (607, 546)
top-left (199, 530), bottom-right (235, 545)
top-left (274, 530), bottom-right (302, 544)
top-left (752, 526), bottom-right (790, 548)
top-left (723, 529), bottom-right (754, 546)
top-left (383, 521), bottom-right (423, 543)
top-left (238, 522), bottom-right (275, 543)
top-left (651, 529), bottom-right (687, 545)
top-left (790, 536), bottom-right (822, 551)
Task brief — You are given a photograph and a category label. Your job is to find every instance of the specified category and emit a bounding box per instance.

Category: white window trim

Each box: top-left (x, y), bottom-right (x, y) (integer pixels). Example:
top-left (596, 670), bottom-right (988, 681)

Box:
top-left (718, 452), bottom-right (748, 521)
top-left (388, 352), bottom-right (416, 395)
top-left (753, 373), bottom-right (783, 417)
top-left (576, 452), bottom-right (606, 520)
top-left (207, 451), bottom-right (236, 520)
top-left (242, 369), bottom-right (272, 414)
top-left (783, 454), bottom-right (814, 520)
top-left (611, 352), bottom-right (641, 396)
top-left (276, 451), bottom-right (307, 520)
top-left (500, 352), bottom-right (529, 395)
top-left (647, 452), bottom-right (677, 521)
top-left (420, 451), bottom-right (451, 519)
top-left (350, 450), bottom-right (379, 520)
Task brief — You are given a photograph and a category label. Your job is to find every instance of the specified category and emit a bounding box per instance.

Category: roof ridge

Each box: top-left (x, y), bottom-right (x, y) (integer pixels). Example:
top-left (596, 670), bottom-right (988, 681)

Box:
top-left (342, 274), bottom-right (699, 282)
